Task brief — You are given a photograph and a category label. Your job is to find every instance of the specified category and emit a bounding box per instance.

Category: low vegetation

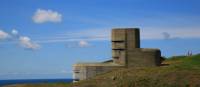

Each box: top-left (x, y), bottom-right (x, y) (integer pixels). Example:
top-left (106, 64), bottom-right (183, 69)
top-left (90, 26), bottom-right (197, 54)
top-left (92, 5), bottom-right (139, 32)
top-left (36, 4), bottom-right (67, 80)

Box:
top-left (5, 54), bottom-right (200, 87)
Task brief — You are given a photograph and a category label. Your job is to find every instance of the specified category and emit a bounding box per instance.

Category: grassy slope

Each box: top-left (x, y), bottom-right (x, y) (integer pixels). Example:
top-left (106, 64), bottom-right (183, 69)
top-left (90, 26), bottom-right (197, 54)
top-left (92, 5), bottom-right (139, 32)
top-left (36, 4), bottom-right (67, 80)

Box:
top-left (5, 54), bottom-right (200, 87)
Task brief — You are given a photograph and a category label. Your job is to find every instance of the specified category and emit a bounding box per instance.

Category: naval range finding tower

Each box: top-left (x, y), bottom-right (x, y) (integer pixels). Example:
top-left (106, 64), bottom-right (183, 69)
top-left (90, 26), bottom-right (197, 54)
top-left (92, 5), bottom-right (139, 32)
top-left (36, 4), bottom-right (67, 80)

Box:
top-left (73, 28), bottom-right (161, 82)
top-left (112, 29), bottom-right (140, 66)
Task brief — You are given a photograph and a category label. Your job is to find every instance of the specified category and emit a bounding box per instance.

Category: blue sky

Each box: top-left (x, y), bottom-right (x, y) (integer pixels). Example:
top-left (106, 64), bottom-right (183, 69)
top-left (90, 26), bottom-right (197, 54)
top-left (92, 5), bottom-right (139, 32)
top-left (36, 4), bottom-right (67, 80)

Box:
top-left (0, 0), bottom-right (200, 79)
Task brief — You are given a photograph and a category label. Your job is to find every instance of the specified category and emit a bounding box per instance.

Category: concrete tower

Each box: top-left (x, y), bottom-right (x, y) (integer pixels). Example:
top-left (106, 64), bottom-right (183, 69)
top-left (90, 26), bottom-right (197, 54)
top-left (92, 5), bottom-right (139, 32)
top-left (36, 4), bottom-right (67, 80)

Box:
top-left (112, 28), bottom-right (140, 66)
top-left (112, 28), bottom-right (161, 67)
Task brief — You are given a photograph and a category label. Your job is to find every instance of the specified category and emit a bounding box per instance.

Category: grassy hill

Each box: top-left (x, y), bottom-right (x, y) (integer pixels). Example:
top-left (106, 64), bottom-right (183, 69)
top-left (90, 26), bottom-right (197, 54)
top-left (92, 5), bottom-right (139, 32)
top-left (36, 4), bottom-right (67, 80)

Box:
top-left (5, 54), bottom-right (200, 87)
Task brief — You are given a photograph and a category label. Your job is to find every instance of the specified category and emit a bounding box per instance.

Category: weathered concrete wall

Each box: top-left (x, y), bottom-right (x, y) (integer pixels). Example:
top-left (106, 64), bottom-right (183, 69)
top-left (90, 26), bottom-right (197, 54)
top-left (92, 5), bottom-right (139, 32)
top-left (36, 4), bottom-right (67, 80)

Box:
top-left (112, 50), bottom-right (126, 65)
top-left (111, 28), bottom-right (140, 48)
top-left (126, 29), bottom-right (140, 49)
top-left (73, 66), bottom-right (87, 81)
top-left (112, 29), bottom-right (126, 42)
top-left (111, 29), bottom-right (127, 65)
top-left (73, 63), bottom-right (123, 82)
top-left (127, 48), bottom-right (161, 67)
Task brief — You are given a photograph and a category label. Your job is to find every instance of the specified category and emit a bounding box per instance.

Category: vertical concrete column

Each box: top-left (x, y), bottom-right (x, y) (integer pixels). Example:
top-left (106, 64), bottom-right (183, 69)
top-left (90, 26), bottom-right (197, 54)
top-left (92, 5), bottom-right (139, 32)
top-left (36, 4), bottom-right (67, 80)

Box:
top-left (126, 28), bottom-right (140, 49)
top-left (112, 29), bottom-right (126, 65)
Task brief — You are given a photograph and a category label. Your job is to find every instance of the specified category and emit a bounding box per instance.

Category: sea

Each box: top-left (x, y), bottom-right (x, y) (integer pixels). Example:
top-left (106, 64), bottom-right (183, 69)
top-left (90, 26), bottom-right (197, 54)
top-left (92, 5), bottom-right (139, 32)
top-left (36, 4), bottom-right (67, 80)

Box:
top-left (0, 79), bottom-right (73, 87)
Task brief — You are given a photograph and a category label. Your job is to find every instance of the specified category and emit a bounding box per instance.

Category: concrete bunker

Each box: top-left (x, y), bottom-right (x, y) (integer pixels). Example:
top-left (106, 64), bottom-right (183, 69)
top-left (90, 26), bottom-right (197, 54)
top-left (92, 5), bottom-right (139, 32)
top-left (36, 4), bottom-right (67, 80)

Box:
top-left (73, 28), bottom-right (161, 82)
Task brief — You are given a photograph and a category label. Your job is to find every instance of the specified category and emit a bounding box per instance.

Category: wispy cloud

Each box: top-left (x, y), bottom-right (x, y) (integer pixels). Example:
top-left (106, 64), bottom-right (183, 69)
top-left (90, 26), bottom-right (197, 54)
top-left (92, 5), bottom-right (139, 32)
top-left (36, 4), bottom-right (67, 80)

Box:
top-left (32, 9), bottom-right (62, 23)
top-left (0, 30), bottom-right (10, 40)
top-left (25, 26), bottom-right (200, 45)
top-left (19, 36), bottom-right (40, 50)
top-left (60, 70), bottom-right (72, 74)
top-left (34, 28), bottom-right (111, 44)
top-left (1, 26), bottom-right (200, 46)
top-left (141, 27), bottom-right (200, 40)
top-left (78, 40), bottom-right (90, 47)
top-left (11, 29), bottom-right (18, 36)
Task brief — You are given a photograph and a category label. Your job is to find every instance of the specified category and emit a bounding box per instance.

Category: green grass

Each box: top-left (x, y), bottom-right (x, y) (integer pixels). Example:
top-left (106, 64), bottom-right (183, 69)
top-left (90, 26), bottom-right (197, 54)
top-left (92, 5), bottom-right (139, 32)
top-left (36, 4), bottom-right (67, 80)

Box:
top-left (5, 54), bottom-right (200, 87)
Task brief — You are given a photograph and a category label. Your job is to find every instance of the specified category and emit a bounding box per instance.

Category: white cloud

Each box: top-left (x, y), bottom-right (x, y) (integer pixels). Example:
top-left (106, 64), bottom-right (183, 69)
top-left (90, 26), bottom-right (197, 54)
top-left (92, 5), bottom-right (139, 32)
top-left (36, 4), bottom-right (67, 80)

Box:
top-left (0, 29), bottom-right (41, 50)
top-left (19, 36), bottom-right (40, 50)
top-left (11, 29), bottom-right (18, 36)
top-left (0, 30), bottom-right (10, 40)
top-left (78, 40), bottom-right (89, 47)
top-left (32, 9), bottom-right (62, 23)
